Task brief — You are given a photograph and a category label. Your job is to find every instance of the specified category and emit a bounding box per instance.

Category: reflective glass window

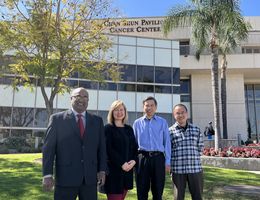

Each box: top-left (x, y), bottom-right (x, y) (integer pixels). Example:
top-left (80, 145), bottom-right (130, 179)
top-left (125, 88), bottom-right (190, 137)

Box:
top-left (35, 109), bottom-right (48, 128)
top-left (137, 84), bottom-right (154, 93)
top-left (128, 112), bottom-right (137, 126)
top-left (155, 48), bottom-right (171, 67)
top-left (137, 47), bottom-right (154, 66)
top-left (157, 113), bottom-right (173, 127)
top-left (119, 45), bottom-right (136, 65)
top-left (10, 129), bottom-right (33, 137)
top-left (180, 79), bottom-right (190, 93)
top-left (172, 86), bottom-right (180, 94)
top-left (0, 106), bottom-right (12, 127)
top-left (118, 83), bottom-right (136, 92)
top-left (137, 38), bottom-right (153, 47)
top-left (172, 68), bottom-right (180, 84)
top-left (155, 86), bottom-right (172, 94)
top-left (99, 82), bottom-right (117, 91)
top-left (79, 80), bottom-right (98, 89)
top-left (98, 111), bottom-right (108, 124)
top-left (120, 65), bottom-right (136, 82)
top-left (67, 79), bottom-right (79, 88)
top-left (254, 85), bottom-right (260, 99)
top-left (0, 76), bottom-right (13, 85)
top-left (12, 107), bottom-right (34, 127)
top-left (137, 66), bottom-right (154, 83)
top-left (155, 67), bottom-right (171, 84)
top-left (181, 95), bottom-right (191, 102)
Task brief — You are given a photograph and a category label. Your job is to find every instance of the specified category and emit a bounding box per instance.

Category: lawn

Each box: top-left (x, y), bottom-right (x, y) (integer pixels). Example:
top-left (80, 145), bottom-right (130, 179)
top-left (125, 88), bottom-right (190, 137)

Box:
top-left (0, 153), bottom-right (259, 200)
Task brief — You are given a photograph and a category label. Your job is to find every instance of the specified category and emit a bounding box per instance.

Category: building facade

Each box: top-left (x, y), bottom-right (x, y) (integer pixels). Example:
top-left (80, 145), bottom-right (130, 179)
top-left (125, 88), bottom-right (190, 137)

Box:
top-left (1, 16), bottom-right (260, 142)
top-left (0, 35), bottom-right (180, 140)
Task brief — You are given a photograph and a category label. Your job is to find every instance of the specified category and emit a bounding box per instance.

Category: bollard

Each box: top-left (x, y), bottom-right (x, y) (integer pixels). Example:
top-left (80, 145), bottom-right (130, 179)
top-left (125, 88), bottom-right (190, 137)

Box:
top-left (237, 134), bottom-right (242, 146)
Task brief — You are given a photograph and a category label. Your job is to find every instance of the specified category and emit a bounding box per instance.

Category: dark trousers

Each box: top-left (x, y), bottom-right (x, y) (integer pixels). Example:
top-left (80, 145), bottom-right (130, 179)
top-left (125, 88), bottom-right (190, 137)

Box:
top-left (136, 152), bottom-right (165, 200)
top-left (54, 182), bottom-right (97, 200)
top-left (172, 171), bottom-right (203, 200)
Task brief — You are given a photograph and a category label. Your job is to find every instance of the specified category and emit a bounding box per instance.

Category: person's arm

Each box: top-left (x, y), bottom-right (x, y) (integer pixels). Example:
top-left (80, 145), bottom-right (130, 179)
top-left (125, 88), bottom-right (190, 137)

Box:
top-left (42, 114), bottom-right (57, 191)
top-left (97, 117), bottom-right (106, 186)
top-left (197, 128), bottom-right (204, 155)
top-left (163, 120), bottom-right (171, 167)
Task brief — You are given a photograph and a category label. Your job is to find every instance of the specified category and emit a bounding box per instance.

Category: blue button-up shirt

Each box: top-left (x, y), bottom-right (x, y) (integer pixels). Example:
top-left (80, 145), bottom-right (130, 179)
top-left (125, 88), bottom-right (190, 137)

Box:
top-left (133, 115), bottom-right (171, 165)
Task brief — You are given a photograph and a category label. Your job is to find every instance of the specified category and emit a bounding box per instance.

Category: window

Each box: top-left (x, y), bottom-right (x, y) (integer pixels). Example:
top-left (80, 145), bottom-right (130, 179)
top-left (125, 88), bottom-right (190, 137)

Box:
top-left (155, 67), bottom-right (171, 84)
top-left (118, 83), bottom-right (136, 92)
top-left (172, 68), bottom-right (180, 84)
top-left (155, 85), bottom-right (172, 94)
top-left (0, 107), bottom-right (12, 127)
top-left (137, 66), bottom-right (154, 83)
top-left (99, 82), bottom-right (117, 91)
top-left (12, 107), bottom-right (34, 127)
top-left (79, 80), bottom-right (98, 89)
top-left (180, 41), bottom-right (190, 55)
top-left (137, 84), bottom-right (154, 92)
top-left (120, 65), bottom-right (136, 82)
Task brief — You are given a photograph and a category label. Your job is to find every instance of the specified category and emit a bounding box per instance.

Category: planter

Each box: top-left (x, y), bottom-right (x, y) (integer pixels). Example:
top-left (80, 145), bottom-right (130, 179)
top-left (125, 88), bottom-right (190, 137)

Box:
top-left (201, 156), bottom-right (260, 171)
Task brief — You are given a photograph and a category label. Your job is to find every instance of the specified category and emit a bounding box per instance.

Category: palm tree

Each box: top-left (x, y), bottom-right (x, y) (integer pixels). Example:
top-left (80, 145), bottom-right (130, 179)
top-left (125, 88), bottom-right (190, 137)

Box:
top-left (218, 19), bottom-right (250, 139)
top-left (163, 0), bottom-right (249, 150)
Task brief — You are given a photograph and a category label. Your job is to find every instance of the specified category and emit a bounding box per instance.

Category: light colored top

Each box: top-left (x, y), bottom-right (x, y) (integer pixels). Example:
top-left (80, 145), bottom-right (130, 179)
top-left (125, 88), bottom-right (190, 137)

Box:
top-left (133, 115), bottom-right (171, 165)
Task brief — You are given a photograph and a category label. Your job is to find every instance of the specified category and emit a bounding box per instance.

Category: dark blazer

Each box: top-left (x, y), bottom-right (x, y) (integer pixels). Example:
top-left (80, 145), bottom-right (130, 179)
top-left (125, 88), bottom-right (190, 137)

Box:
top-left (42, 110), bottom-right (106, 187)
top-left (104, 123), bottom-right (138, 194)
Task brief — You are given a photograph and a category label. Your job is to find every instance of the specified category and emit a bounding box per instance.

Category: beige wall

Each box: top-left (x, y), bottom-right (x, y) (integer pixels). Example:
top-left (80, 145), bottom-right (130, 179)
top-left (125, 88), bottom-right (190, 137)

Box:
top-left (191, 73), bottom-right (247, 140)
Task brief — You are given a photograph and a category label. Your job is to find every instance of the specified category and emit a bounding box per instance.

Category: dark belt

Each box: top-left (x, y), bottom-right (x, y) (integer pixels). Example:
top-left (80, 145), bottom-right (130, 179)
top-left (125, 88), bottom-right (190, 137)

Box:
top-left (138, 150), bottom-right (163, 157)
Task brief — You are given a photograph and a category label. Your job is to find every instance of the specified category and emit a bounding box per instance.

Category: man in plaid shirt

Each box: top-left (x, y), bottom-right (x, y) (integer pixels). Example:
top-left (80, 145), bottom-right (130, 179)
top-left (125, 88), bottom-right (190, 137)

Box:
top-left (169, 104), bottom-right (204, 200)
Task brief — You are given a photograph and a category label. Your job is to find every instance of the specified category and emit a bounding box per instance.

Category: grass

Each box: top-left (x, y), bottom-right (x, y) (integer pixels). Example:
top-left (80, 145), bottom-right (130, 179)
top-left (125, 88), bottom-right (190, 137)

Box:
top-left (0, 154), bottom-right (259, 200)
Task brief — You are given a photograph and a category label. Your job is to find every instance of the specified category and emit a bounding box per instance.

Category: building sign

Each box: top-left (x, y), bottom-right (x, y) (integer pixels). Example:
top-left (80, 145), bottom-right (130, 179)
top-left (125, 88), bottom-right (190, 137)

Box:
top-left (104, 18), bottom-right (164, 34)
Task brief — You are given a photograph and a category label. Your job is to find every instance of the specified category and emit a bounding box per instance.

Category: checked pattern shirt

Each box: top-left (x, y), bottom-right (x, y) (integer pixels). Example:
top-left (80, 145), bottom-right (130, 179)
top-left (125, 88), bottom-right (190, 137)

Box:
top-left (169, 122), bottom-right (204, 174)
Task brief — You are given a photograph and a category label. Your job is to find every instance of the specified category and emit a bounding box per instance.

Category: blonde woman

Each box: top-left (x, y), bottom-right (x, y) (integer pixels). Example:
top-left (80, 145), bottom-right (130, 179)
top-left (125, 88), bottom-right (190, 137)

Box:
top-left (104, 100), bottom-right (138, 200)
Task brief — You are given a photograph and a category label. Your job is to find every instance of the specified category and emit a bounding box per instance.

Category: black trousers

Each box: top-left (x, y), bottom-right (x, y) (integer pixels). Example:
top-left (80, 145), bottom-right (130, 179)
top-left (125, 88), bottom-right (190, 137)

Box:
top-left (54, 181), bottom-right (97, 200)
top-left (136, 151), bottom-right (165, 200)
top-left (171, 171), bottom-right (203, 200)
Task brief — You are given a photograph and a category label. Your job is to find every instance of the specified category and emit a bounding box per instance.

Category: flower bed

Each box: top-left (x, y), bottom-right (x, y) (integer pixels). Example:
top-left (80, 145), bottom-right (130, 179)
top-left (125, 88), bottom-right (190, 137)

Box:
top-left (202, 145), bottom-right (260, 171)
top-left (203, 146), bottom-right (260, 158)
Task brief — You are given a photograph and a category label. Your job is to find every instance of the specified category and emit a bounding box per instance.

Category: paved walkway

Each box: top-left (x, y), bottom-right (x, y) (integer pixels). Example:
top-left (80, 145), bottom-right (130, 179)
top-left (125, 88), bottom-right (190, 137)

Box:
top-left (223, 185), bottom-right (260, 195)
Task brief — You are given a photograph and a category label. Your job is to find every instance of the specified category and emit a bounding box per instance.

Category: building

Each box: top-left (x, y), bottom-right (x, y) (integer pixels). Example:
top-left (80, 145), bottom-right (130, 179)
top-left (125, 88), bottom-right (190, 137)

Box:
top-left (0, 16), bottom-right (260, 143)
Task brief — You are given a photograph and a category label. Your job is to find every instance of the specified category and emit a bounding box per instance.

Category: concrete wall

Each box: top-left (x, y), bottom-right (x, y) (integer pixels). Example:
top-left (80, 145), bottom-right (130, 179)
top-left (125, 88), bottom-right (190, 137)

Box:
top-left (191, 73), bottom-right (247, 140)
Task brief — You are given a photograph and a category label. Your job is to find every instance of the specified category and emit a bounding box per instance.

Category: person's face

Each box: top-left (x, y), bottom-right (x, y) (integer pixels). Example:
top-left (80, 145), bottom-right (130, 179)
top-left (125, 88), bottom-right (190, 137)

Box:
top-left (143, 99), bottom-right (157, 118)
top-left (173, 105), bottom-right (188, 126)
top-left (113, 105), bottom-right (125, 122)
top-left (71, 88), bottom-right (89, 113)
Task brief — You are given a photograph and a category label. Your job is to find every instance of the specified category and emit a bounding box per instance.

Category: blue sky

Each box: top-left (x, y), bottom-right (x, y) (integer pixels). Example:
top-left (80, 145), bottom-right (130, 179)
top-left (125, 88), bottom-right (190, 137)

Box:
top-left (113, 0), bottom-right (260, 17)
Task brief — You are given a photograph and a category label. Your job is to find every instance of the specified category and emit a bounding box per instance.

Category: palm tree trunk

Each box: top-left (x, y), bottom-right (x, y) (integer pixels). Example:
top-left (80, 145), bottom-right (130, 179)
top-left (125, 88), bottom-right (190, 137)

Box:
top-left (221, 55), bottom-right (228, 139)
top-left (211, 47), bottom-right (221, 150)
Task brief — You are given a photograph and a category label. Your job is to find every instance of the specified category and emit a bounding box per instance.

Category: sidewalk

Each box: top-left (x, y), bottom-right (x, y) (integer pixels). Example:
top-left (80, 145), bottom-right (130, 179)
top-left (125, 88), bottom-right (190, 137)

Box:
top-left (223, 185), bottom-right (260, 195)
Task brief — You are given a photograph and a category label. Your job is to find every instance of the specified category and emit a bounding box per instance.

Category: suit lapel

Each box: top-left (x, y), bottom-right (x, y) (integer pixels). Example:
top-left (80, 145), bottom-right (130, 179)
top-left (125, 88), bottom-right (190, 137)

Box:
top-left (85, 112), bottom-right (94, 142)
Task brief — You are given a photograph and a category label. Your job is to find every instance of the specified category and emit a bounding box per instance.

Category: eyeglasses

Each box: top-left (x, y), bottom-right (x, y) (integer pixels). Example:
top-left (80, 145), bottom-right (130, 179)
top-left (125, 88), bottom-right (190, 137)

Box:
top-left (72, 95), bottom-right (88, 100)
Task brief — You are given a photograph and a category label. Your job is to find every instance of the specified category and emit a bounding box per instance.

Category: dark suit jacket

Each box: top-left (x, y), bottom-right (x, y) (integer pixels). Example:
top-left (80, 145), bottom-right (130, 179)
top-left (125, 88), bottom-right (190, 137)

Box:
top-left (104, 123), bottom-right (138, 194)
top-left (42, 110), bottom-right (106, 187)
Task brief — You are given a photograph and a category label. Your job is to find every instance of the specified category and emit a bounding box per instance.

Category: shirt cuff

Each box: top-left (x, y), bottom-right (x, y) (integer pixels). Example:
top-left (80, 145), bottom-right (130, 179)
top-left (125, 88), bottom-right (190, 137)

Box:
top-left (43, 174), bottom-right (52, 178)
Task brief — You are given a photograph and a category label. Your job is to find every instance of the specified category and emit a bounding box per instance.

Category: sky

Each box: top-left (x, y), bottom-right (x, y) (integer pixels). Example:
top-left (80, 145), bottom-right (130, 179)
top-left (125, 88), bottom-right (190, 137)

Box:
top-left (113, 0), bottom-right (260, 18)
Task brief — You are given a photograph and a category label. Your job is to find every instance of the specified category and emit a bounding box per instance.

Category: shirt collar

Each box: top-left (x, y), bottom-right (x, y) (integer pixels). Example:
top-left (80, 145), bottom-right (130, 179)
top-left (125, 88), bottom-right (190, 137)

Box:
top-left (143, 114), bottom-right (157, 121)
top-left (71, 108), bottom-right (86, 118)
top-left (175, 122), bottom-right (189, 130)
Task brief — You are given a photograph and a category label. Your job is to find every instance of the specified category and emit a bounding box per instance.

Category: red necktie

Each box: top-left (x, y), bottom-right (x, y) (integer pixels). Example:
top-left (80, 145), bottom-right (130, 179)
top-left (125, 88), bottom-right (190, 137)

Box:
top-left (77, 114), bottom-right (84, 138)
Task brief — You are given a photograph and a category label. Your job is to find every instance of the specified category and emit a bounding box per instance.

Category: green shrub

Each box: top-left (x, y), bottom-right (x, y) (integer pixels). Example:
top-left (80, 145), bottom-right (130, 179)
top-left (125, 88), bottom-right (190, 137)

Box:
top-left (3, 137), bottom-right (29, 150)
top-left (0, 145), bottom-right (9, 154)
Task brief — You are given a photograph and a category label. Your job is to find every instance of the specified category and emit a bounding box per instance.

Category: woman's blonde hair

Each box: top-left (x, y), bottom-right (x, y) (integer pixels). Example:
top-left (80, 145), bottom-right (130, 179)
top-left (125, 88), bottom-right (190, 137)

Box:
top-left (107, 100), bottom-right (128, 124)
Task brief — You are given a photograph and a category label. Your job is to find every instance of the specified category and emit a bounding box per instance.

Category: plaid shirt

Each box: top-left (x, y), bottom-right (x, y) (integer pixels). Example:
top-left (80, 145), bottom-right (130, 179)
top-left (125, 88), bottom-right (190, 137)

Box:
top-left (169, 122), bottom-right (204, 174)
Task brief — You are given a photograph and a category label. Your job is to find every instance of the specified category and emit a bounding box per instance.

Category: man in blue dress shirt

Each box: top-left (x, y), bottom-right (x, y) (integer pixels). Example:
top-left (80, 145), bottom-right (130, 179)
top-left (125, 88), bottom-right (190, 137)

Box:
top-left (133, 96), bottom-right (171, 200)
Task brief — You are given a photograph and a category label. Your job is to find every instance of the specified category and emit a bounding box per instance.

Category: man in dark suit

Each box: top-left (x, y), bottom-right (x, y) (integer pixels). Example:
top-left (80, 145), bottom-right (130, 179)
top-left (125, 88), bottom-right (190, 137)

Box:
top-left (42, 87), bottom-right (106, 200)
